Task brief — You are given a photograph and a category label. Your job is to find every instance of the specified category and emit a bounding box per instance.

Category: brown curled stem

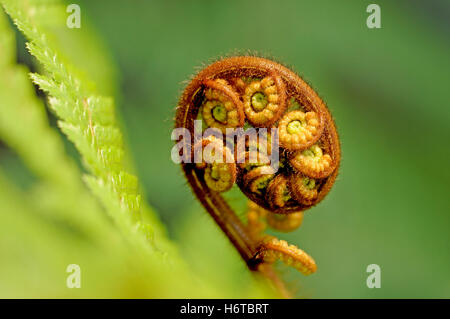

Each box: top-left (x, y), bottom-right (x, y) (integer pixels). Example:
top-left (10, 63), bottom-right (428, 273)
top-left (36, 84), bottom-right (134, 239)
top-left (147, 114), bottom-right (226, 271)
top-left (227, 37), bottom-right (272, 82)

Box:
top-left (183, 164), bottom-right (289, 296)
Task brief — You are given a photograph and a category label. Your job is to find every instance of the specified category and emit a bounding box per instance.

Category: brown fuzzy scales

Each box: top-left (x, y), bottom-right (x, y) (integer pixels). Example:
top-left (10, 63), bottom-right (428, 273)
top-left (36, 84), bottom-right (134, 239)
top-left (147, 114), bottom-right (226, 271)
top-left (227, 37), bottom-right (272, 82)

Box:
top-left (175, 56), bottom-right (341, 296)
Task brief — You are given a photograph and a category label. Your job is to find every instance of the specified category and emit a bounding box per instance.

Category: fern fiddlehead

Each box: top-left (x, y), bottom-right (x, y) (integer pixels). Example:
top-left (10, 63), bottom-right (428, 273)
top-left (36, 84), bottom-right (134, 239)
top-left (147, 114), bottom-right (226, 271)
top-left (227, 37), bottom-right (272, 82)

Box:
top-left (175, 56), bottom-right (341, 296)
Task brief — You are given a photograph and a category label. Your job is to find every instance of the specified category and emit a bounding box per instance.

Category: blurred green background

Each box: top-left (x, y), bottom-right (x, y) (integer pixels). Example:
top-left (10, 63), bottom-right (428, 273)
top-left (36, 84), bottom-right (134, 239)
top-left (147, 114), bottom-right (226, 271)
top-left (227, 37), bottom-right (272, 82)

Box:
top-left (3, 0), bottom-right (450, 298)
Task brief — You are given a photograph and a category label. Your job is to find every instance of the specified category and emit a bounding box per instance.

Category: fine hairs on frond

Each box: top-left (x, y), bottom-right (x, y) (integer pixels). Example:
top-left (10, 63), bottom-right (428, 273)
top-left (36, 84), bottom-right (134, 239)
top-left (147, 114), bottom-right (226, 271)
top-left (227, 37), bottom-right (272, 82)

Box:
top-left (177, 50), bottom-right (322, 110)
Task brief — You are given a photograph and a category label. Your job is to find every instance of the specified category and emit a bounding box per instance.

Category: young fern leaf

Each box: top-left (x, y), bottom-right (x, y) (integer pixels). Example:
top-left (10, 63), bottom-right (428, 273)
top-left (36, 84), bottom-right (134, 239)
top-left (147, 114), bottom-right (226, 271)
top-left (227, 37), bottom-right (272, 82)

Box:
top-left (0, 7), bottom-right (116, 246)
top-left (1, 0), bottom-right (173, 252)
